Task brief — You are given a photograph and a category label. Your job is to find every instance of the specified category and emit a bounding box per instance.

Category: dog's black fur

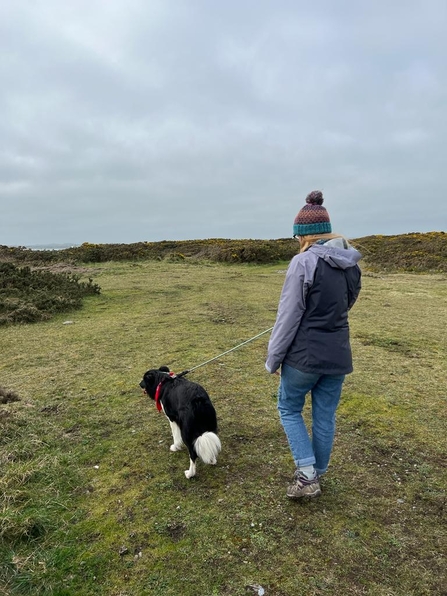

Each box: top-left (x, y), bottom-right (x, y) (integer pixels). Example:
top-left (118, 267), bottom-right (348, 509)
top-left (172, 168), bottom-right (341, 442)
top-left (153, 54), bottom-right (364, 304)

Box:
top-left (140, 366), bottom-right (221, 478)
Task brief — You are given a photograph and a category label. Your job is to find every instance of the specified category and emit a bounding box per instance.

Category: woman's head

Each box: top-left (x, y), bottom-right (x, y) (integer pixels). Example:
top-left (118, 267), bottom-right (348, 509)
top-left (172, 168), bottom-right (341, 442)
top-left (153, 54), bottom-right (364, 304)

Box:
top-left (293, 190), bottom-right (332, 237)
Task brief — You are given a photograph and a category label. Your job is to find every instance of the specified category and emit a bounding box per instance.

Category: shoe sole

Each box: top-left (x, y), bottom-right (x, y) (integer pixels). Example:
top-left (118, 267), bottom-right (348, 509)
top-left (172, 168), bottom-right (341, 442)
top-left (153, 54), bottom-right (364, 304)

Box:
top-left (286, 488), bottom-right (322, 499)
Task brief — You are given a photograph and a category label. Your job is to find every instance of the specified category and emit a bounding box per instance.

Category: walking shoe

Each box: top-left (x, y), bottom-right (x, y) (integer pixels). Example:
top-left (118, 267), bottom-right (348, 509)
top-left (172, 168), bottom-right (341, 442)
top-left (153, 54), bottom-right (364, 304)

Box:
top-left (286, 471), bottom-right (321, 499)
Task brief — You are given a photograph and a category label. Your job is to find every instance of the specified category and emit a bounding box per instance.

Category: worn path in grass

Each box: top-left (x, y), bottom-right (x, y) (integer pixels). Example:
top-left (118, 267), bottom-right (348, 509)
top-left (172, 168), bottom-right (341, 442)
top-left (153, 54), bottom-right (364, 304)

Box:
top-left (1, 262), bottom-right (446, 595)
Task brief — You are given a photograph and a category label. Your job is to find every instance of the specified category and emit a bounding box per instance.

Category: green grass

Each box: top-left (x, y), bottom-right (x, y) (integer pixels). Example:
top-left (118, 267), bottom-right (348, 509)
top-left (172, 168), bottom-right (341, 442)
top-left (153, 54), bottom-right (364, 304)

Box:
top-left (1, 261), bottom-right (446, 595)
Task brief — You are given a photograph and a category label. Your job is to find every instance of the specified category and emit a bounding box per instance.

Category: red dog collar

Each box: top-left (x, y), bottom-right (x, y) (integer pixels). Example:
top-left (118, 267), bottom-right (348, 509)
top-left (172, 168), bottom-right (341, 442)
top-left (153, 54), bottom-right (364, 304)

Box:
top-left (154, 372), bottom-right (176, 412)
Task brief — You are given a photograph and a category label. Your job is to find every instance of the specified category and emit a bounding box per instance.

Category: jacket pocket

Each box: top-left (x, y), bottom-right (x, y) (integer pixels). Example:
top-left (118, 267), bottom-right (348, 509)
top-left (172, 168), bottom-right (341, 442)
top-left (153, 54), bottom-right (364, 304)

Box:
top-left (307, 328), bottom-right (352, 370)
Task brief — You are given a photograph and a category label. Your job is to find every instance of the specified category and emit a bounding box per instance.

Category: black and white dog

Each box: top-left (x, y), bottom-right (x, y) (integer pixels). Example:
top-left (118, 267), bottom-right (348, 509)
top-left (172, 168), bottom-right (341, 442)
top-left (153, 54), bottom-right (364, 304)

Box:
top-left (140, 366), bottom-right (221, 479)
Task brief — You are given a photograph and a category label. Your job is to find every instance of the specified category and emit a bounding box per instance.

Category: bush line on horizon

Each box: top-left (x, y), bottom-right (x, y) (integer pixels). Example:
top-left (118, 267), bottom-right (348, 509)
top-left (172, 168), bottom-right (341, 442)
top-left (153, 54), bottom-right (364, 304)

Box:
top-left (0, 232), bottom-right (446, 272)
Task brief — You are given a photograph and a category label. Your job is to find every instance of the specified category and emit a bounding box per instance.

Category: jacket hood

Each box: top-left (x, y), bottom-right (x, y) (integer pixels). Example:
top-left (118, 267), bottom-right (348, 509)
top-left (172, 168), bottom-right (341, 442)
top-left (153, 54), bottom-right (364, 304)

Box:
top-left (309, 238), bottom-right (362, 270)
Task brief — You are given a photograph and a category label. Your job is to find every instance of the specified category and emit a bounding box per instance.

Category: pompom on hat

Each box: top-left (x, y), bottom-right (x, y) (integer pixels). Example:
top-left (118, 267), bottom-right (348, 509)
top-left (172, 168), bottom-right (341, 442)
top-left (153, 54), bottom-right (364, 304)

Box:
top-left (293, 190), bottom-right (332, 237)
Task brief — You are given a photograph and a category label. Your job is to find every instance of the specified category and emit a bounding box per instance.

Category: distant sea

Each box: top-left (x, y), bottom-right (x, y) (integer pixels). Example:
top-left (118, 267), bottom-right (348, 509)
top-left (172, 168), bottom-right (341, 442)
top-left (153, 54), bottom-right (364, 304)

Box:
top-left (25, 243), bottom-right (80, 250)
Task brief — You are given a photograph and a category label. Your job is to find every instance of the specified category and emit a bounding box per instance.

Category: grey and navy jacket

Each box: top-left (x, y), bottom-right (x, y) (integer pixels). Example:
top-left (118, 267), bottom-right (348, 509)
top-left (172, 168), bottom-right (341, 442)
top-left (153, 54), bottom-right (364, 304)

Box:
top-left (266, 238), bottom-right (362, 376)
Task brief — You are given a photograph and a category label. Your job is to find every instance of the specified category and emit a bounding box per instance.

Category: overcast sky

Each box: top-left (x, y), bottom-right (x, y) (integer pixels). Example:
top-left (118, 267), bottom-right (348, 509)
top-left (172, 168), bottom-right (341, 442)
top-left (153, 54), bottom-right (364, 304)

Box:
top-left (1, 1), bottom-right (446, 246)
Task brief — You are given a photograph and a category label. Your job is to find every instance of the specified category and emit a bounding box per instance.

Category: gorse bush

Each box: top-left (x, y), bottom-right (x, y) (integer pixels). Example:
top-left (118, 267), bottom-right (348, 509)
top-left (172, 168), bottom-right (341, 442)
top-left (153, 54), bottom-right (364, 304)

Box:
top-left (0, 232), bottom-right (445, 271)
top-left (0, 263), bottom-right (101, 325)
top-left (353, 232), bottom-right (447, 272)
top-left (0, 239), bottom-right (300, 265)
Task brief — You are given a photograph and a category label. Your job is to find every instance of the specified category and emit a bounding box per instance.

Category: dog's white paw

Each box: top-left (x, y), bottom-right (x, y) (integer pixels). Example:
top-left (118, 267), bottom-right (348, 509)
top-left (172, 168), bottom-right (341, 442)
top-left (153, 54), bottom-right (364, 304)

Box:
top-left (170, 444), bottom-right (182, 452)
top-left (184, 469), bottom-right (195, 479)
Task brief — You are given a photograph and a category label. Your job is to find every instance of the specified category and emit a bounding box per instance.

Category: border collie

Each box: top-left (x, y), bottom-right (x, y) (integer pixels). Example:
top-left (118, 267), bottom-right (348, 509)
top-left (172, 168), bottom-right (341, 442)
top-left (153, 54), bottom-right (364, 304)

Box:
top-left (140, 366), bottom-right (221, 479)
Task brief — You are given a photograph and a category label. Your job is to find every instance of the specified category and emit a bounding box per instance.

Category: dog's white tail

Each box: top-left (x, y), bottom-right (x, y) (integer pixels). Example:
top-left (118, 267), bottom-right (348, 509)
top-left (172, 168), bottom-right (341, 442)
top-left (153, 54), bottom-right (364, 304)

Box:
top-left (194, 432), bottom-right (221, 465)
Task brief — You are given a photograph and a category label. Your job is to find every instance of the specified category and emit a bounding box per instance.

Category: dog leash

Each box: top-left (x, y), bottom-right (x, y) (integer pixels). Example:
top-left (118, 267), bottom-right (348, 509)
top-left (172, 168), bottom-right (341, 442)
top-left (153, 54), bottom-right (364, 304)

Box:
top-left (177, 326), bottom-right (274, 377)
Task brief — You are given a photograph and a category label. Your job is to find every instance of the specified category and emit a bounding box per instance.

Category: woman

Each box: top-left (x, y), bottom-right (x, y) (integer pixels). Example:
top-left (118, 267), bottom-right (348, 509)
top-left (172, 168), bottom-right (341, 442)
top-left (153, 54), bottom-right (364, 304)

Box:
top-left (266, 190), bottom-right (362, 499)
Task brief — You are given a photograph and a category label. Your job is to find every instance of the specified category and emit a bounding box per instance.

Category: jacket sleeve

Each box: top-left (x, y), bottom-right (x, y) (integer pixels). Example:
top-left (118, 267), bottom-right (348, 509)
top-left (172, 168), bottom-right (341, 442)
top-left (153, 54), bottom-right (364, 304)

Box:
top-left (265, 255), bottom-right (311, 374)
top-left (347, 265), bottom-right (362, 310)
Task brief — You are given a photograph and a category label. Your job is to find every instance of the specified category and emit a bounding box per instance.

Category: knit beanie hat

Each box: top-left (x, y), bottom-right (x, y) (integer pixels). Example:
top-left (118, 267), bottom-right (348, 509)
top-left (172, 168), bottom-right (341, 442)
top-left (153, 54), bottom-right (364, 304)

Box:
top-left (293, 190), bottom-right (332, 236)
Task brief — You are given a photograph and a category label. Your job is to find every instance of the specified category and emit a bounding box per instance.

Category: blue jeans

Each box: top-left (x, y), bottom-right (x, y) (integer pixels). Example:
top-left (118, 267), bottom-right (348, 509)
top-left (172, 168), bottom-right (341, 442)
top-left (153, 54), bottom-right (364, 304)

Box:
top-left (277, 364), bottom-right (345, 475)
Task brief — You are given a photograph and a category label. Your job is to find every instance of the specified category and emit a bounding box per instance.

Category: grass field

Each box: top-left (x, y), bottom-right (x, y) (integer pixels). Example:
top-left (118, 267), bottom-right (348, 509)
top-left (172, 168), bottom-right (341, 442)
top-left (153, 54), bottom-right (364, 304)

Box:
top-left (1, 260), bottom-right (446, 595)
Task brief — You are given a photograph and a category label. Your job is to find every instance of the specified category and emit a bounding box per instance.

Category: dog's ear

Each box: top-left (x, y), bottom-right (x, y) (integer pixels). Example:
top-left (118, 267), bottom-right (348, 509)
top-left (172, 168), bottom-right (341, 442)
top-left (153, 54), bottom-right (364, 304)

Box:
top-left (143, 371), bottom-right (156, 382)
top-left (140, 370), bottom-right (158, 398)
top-left (159, 366), bottom-right (170, 373)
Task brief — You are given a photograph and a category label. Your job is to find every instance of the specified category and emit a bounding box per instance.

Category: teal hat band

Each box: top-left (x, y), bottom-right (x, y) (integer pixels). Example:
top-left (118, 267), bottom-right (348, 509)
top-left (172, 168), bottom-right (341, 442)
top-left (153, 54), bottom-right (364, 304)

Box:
top-left (293, 221), bottom-right (332, 237)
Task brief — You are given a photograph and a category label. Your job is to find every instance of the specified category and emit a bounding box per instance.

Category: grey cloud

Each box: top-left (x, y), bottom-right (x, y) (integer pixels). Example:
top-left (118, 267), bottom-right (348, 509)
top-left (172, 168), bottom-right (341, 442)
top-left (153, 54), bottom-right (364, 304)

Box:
top-left (1, 0), bottom-right (446, 246)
